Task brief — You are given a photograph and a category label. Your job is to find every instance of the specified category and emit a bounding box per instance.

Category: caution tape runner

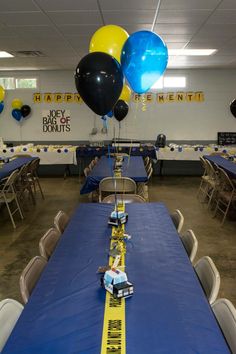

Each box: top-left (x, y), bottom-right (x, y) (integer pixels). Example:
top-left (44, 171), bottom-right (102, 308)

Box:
top-left (100, 204), bottom-right (126, 354)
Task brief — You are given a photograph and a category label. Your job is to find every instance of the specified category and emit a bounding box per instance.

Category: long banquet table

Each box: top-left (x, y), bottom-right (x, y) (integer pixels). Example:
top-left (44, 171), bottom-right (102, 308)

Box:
top-left (205, 155), bottom-right (236, 178)
top-left (80, 156), bottom-right (148, 194)
top-left (2, 203), bottom-right (230, 354)
top-left (0, 157), bottom-right (35, 180)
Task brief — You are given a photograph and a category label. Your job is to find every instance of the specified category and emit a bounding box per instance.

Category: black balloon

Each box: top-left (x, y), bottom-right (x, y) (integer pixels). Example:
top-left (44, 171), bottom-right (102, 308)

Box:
top-left (75, 52), bottom-right (124, 116)
top-left (114, 100), bottom-right (129, 122)
top-left (230, 99), bottom-right (236, 118)
top-left (21, 104), bottom-right (31, 118)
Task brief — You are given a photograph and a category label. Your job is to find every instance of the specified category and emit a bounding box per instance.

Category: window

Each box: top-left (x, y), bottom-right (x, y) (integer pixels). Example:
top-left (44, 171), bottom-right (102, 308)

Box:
top-left (151, 77), bottom-right (163, 90)
top-left (0, 77), bottom-right (15, 89)
top-left (164, 77), bottom-right (186, 88)
top-left (151, 76), bottom-right (186, 90)
top-left (16, 78), bottom-right (37, 89)
top-left (0, 77), bottom-right (37, 89)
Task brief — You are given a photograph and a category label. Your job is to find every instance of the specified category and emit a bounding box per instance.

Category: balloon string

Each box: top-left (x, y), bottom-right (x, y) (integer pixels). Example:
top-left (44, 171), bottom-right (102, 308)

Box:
top-left (151, 0), bottom-right (162, 32)
top-left (127, 99), bottom-right (139, 169)
top-left (20, 122), bottom-right (22, 143)
top-left (97, 0), bottom-right (106, 25)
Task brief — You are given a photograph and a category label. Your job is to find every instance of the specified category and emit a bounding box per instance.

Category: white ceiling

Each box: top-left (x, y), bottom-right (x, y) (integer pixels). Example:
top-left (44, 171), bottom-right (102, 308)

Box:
top-left (0, 0), bottom-right (236, 70)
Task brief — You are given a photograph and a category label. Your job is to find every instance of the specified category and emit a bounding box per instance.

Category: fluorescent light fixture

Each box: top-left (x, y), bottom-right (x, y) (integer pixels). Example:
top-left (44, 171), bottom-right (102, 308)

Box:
top-left (168, 49), bottom-right (217, 56)
top-left (0, 51), bottom-right (14, 58)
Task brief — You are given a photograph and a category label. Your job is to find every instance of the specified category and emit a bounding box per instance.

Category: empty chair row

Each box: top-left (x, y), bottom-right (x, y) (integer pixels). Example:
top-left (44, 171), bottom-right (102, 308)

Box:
top-left (0, 158), bottom-right (44, 228)
top-left (170, 208), bottom-right (220, 305)
top-left (198, 156), bottom-right (236, 225)
top-left (20, 210), bottom-right (69, 304)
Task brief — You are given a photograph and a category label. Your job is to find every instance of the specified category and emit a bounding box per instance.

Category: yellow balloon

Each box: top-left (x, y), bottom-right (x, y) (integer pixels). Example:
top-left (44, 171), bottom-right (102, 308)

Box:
top-left (0, 85), bottom-right (5, 101)
top-left (89, 25), bottom-right (129, 63)
top-left (12, 98), bottom-right (23, 109)
top-left (119, 84), bottom-right (132, 102)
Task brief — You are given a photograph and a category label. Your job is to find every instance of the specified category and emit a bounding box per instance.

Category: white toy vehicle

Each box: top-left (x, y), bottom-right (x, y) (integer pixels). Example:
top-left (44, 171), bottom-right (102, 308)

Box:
top-left (102, 268), bottom-right (134, 299)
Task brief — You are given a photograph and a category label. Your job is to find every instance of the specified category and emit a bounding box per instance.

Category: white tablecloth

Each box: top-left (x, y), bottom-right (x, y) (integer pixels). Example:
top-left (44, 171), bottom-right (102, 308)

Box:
top-left (156, 145), bottom-right (236, 161)
top-left (0, 145), bottom-right (77, 165)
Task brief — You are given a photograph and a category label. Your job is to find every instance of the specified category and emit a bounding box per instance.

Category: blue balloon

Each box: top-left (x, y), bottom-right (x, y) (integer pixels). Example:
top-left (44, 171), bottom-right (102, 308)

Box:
top-left (121, 30), bottom-right (168, 94)
top-left (0, 101), bottom-right (4, 114)
top-left (106, 110), bottom-right (113, 118)
top-left (12, 109), bottom-right (22, 122)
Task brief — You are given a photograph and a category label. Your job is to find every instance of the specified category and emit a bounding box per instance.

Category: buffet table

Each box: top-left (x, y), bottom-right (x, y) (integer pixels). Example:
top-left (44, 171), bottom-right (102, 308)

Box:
top-left (0, 145), bottom-right (77, 165)
top-left (156, 144), bottom-right (236, 161)
top-left (2, 203), bottom-right (230, 354)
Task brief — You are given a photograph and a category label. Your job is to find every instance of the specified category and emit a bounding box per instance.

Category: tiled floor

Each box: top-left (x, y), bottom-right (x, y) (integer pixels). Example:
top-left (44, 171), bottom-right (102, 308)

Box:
top-left (0, 175), bottom-right (235, 306)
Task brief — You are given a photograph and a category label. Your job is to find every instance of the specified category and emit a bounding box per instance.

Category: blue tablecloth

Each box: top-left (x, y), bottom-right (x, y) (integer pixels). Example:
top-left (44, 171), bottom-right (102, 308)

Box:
top-left (2, 203), bottom-right (230, 354)
top-left (205, 155), bottom-right (236, 178)
top-left (80, 156), bottom-right (148, 194)
top-left (76, 146), bottom-right (157, 159)
top-left (0, 157), bottom-right (35, 180)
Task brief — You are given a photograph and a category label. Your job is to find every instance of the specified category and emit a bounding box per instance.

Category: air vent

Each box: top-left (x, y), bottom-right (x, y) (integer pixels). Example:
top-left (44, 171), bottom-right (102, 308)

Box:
top-left (14, 50), bottom-right (45, 57)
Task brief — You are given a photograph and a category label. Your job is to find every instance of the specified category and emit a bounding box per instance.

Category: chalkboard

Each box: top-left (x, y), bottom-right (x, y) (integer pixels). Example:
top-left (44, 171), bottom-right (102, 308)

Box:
top-left (218, 132), bottom-right (236, 145)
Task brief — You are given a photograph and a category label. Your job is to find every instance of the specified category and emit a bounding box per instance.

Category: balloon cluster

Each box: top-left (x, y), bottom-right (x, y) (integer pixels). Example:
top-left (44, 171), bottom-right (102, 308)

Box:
top-left (11, 99), bottom-right (31, 122)
top-left (75, 25), bottom-right (168, 122)
top-left (0, 86), bottom-right (5, 114)
top-left (230, 99), bottom-right (236, 118)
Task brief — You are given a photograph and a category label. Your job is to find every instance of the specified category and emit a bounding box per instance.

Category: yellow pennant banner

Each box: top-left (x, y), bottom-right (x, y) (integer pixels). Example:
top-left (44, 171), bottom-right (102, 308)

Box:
top-left (100, 204), bottom-right (126, 354)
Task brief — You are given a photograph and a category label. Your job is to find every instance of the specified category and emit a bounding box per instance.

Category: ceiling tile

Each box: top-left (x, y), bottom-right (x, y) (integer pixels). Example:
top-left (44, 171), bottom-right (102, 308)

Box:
top-left (0, 25), bottom-right (19, 37)
top-left (154, 23), bottom-right (201, 35)
top-left (207, 10), bottom-right (236, 24)
top-left (160, 0), bottom-right (221, 10)
top-left (58, 24), bottom-right (100, 36)
top-left (0, 0), bottom-right (39, 11)
top-left (35, 0), bottom-right (98, 11)
top-left (103, 10), bottom-right (155, 24)
top-left (47, 11), bottom-right (102, 25)
top-left (100, 0), bottom-right (157, 10)
top-left (218, 0), bottom-right (236, 10)
top-left (165, 42), bottom-right (187, 49)
top-left (160, 34), bottom-right (193, 42)
top-left (0, 12), bottom-right (50, 26)
top-left (8, 25), bottom-right (61, 38)
top-left (157, 10), bottom-right (212, 24)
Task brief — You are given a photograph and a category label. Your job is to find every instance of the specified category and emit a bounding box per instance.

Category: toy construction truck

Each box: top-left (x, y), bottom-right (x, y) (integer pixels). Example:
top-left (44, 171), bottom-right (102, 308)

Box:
top-left (102, 268), bottom-right (133, 299)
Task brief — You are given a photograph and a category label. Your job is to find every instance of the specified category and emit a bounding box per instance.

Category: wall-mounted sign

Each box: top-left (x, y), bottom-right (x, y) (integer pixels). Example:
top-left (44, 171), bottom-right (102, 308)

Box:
top-left (133, 91), bottom-right (205, 103)
top-left (42, 109), bottom-right (71, 133)
top-left (34, 93), bottom-right (83, 104)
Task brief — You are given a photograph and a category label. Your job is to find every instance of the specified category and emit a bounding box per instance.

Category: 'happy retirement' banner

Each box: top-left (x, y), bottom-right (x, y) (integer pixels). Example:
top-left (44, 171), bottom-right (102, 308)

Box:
top-left (33, 91), bottom-right (204, 105)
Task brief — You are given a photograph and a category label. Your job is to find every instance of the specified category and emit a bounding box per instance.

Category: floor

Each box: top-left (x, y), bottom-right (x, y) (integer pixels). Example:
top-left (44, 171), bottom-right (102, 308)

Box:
top-left (0, 175), bottom-right (235, 306)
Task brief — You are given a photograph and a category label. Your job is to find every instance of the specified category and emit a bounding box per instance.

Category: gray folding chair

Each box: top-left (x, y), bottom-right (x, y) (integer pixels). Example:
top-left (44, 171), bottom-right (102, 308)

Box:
top-left (27, 158), bottom-right (44, 200)
top-left (0, 298), bottom-right (23, 352)
top-left (212, 298), bottom-right (236, 353)
top-left (194, 256), bottom-right (220, 304)
top-left (0, 169), bottom-right (24, 228)
top-left (180, 229), bottom-right (198, 263)
top-left (39, 227), bottom-right (61, 260)
top-left (54, 210), bottom-right (69, 234)
top-left (19, 256), bottom-right (47, 304)
top-left (102, 194), bottom-right (146, 203)
top-left (99, 177), bottom-right (136, 202)
top-left (84, 167), bottom-right (90, 177)
top-left (170, 209), bottom-right (184, 233)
